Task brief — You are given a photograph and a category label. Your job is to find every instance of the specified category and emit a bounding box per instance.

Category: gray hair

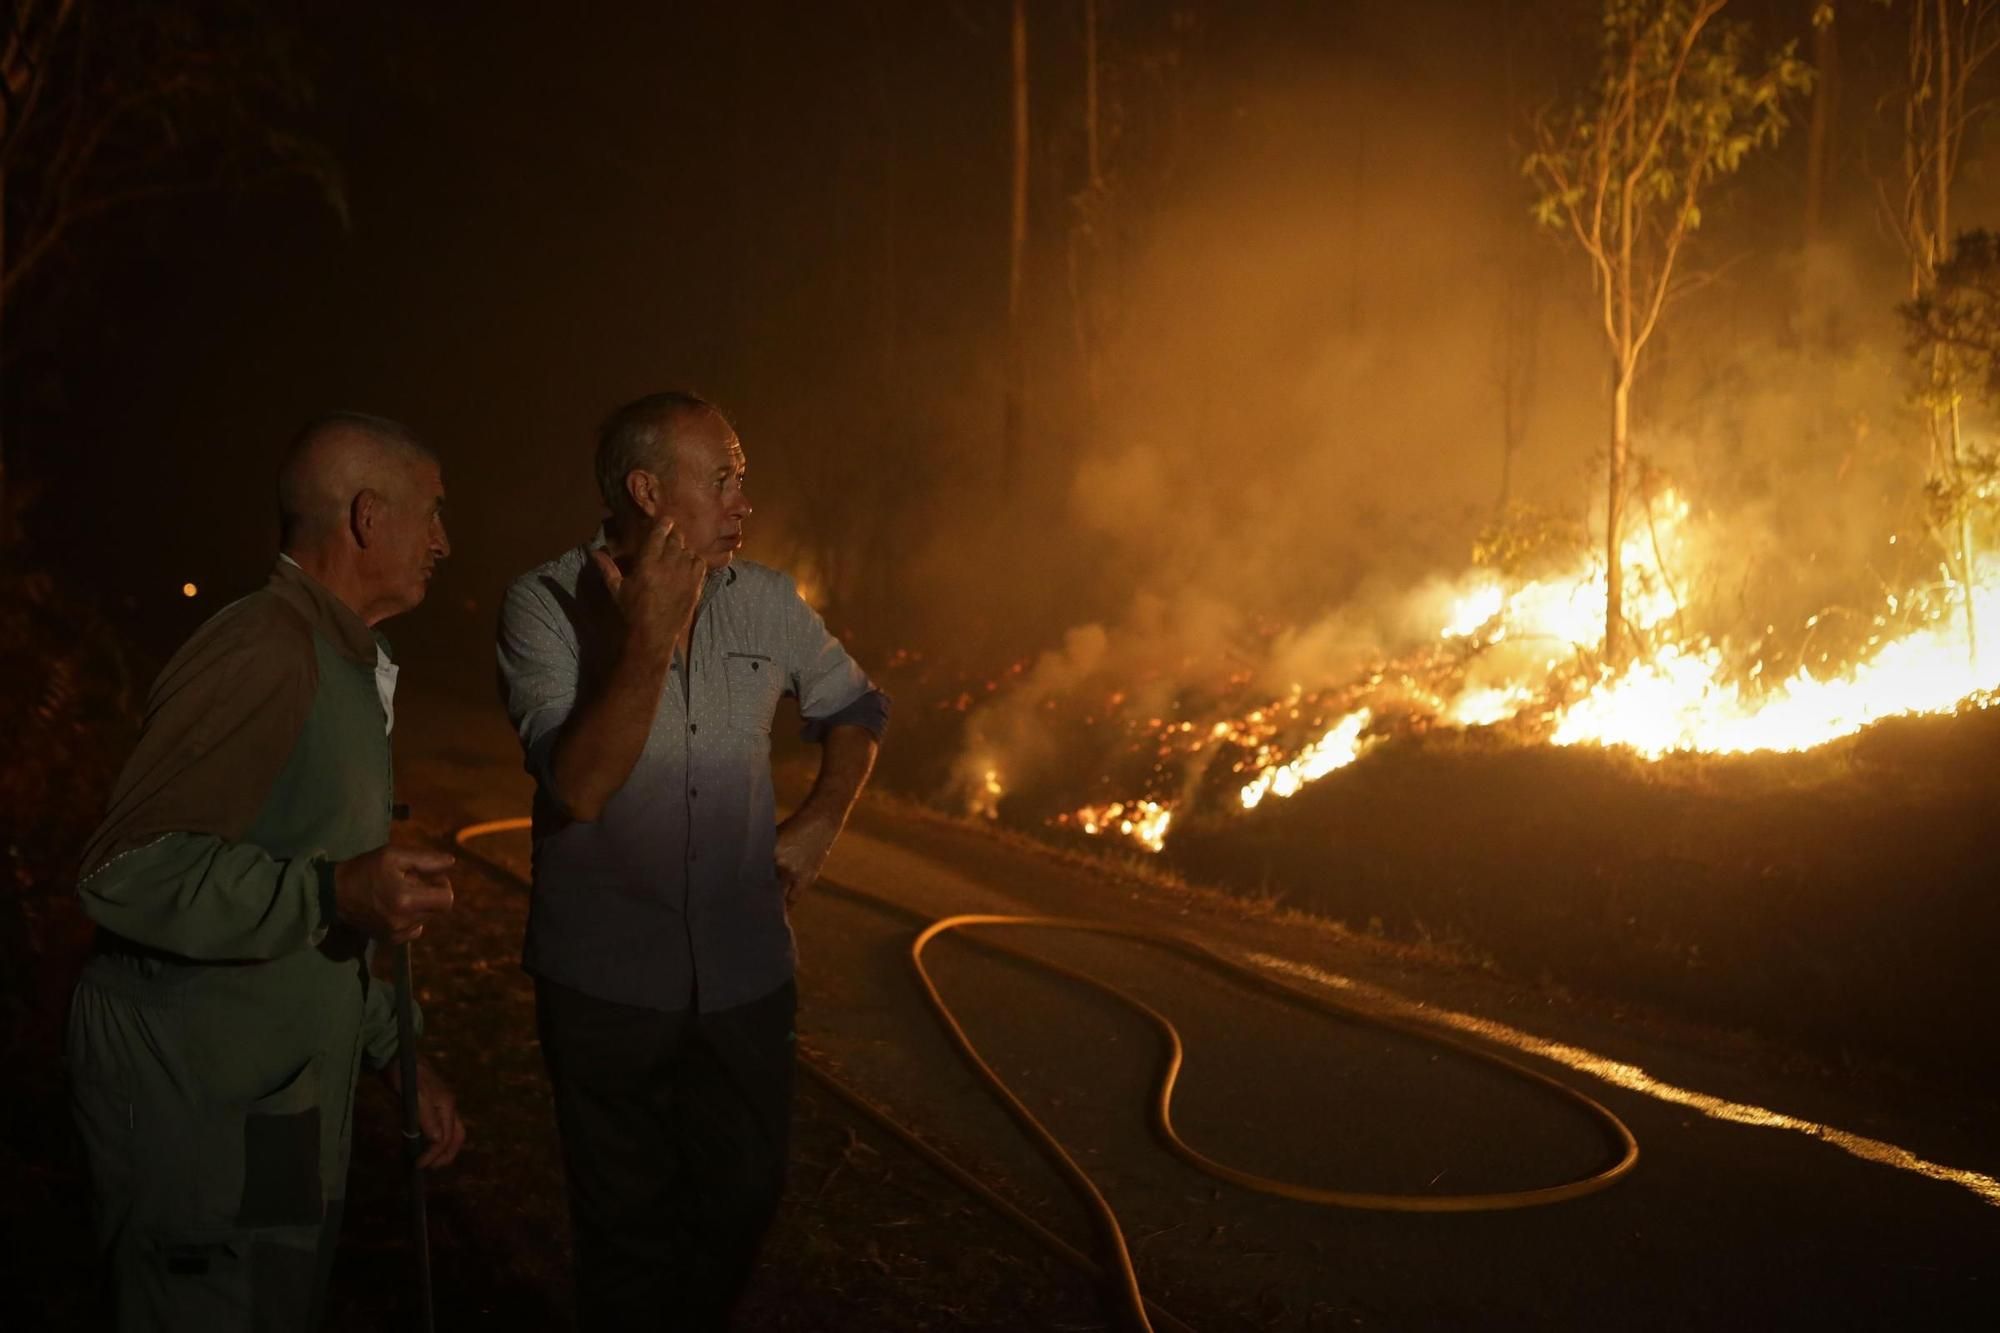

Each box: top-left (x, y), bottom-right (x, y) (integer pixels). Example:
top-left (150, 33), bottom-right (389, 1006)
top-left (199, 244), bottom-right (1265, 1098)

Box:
top-left (594, 390), bottom-right (723, 523)
top-left (277, 411), bottom-right (436, 548)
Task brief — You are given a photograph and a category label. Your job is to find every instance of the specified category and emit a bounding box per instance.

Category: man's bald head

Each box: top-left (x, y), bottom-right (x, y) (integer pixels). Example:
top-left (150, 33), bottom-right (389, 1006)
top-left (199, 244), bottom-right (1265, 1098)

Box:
top-left (278, 411), bottom-right (437, 551)
top-left (276, 410), bottom-right (450, 625)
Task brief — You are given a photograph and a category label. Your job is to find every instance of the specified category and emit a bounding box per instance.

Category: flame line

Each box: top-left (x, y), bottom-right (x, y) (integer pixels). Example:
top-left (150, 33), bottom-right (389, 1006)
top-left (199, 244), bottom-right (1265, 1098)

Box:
top-left (1244, 952), bottom-right (2000, 1210)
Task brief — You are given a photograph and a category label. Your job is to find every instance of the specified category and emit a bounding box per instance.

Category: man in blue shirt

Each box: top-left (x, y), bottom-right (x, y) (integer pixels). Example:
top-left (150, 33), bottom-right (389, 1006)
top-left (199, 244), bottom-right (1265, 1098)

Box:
top-left (497, 391), bottom-right (886, 1329)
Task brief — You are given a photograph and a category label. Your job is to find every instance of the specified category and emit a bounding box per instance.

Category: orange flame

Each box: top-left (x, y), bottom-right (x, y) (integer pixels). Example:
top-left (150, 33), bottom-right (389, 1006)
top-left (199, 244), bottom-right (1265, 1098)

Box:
top-left (1048, 488), bottom-right (1997, 852)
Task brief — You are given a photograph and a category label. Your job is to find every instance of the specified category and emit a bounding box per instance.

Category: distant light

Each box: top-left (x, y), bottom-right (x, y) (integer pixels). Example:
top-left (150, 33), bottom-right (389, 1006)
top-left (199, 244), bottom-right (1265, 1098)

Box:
top-left (182, 582), bottom-right (198, 598)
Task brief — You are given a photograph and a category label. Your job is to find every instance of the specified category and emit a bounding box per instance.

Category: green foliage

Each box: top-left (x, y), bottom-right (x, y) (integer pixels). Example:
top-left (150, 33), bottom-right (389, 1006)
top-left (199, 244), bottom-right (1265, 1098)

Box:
top-left (1923, 448), bottom-right (2000, 536)
top-left (1522, 0), bottom-right (1810, 663)
top-left (1902, 230), bottom-right (2000, 548)
top-left (1524, 0), bottom-right (1812, 318)
top-left (1903, 229), bottom-right (2000, 406)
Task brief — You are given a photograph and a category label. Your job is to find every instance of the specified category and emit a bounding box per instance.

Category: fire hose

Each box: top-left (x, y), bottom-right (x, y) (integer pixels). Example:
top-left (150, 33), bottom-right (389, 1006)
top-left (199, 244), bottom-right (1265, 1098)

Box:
top-left (454, 816), bottom-right (1638, 1333)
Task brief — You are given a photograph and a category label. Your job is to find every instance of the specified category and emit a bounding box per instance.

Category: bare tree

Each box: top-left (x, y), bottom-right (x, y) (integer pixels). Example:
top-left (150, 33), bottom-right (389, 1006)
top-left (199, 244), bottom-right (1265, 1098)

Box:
top-left (0, 0), bottom-right (340, 541)
top-left (1877, 0), bottom-right (2000, 659)
top-left (1903, 226), bottom-right (2000, 664)
top-left (1496, 0), bottom-right (1545, 510)
top-left (1493, 241), bottom-right (1545, 510)
top-left (1526, 0), bottom-right (1809, 665)
top-left (1803, 2), bottom-right (1839, 249)
top-left (1066, 0), bottom-right (1107, 417)
top-left (0, 0), bottom-right (78, 535)
top-left (1882, 0), bottom-right (2000, 304)
top-left (1061, 1), bottom-right (1197, 440)
top-left (1003, 0), bottom-right (1028, 488)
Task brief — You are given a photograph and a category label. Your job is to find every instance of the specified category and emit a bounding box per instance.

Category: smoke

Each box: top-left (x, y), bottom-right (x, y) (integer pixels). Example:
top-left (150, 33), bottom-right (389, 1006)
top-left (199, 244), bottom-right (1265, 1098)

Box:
top-left (1630, 242), bottom-right (1928, 667)
top-left (939, 3), bottom-right (1954, 812)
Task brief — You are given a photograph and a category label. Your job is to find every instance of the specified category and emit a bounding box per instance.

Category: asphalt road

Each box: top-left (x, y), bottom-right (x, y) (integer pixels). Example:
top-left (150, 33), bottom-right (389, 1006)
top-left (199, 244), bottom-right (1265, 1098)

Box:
top-left (407, 697), bottom-right (2000, 1331)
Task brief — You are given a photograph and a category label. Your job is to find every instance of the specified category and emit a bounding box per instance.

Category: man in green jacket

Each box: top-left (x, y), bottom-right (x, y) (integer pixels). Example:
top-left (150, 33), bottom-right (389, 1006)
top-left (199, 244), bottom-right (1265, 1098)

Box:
top-left (68, 411), bottom-right (467, 1331)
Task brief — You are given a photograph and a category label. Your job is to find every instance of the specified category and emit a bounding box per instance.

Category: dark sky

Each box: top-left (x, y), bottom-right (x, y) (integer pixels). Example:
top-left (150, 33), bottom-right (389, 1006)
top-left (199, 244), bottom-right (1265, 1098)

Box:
top-left (11, 0), bottom-right (1961, 687)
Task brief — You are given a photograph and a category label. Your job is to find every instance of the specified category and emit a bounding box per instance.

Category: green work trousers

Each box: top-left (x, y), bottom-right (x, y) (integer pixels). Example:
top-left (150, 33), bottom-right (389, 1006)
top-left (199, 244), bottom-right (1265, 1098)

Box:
top-left (68, 972), bottom-right (357, 1332)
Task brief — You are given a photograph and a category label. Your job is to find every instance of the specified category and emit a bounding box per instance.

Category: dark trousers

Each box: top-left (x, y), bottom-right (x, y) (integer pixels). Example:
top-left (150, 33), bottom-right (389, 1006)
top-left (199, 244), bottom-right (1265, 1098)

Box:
top-left (535, 977), bottom-right (797, 1333)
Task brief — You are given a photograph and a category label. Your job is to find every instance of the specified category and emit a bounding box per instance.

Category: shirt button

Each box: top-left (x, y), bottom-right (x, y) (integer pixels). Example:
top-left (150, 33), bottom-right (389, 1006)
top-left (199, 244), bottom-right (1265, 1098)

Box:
top-left (689, 723), bottom-right (698, 734)
top-left (690, 788), bottom-right (699, 799)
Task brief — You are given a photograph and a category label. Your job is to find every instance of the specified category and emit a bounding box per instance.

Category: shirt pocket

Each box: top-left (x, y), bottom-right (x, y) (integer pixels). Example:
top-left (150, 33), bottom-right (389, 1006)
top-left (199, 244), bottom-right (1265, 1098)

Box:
top-left (723, 650), bottom-right (782, 734)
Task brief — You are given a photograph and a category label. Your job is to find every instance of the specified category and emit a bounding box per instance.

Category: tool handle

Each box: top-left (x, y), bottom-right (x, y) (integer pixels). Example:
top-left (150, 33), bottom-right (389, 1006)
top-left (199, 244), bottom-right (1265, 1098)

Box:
top-left (394, 941), bottom-right (436, 1332)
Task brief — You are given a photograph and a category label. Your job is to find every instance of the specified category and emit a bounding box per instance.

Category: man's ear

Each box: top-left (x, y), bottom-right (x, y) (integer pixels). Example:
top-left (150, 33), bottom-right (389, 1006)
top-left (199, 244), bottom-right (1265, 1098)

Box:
top-left (351, 488), bottom-right (384, 548)
top-left (625, 469), bottom-right (661, 521)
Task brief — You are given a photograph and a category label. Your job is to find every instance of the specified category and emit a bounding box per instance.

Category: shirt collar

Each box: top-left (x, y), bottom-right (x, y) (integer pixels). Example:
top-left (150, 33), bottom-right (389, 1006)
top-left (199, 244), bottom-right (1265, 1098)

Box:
top-left (586, 527), bottom-right (737, 587)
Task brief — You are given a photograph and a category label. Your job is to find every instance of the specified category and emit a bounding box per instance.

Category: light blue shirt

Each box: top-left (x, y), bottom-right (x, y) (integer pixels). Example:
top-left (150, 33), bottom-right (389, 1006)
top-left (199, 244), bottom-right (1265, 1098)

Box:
top-left (497, 542), bottom-right (887, 1012)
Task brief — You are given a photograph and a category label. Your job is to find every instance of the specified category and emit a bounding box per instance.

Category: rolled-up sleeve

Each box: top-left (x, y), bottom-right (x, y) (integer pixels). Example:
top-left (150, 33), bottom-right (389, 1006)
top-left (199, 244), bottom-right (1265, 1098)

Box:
top-left (496, 578), bottom-right (579, 792)
top-left (802, 686), bottom-right (889, 742)
top-left (778, 576), bottom-right (889, 742)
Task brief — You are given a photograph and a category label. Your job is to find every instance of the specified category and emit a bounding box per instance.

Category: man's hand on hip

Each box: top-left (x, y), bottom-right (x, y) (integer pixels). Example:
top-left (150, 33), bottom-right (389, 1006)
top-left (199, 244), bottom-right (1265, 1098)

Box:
top-left (774, 812), bottom-right (840, 906)
top-left (333, 845), bottom-right (455, 943)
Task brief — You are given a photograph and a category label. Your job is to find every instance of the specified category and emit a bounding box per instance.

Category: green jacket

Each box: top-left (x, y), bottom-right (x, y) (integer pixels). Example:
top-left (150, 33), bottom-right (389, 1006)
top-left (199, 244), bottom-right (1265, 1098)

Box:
top-left (75, 558), bottom-right (416, 1202)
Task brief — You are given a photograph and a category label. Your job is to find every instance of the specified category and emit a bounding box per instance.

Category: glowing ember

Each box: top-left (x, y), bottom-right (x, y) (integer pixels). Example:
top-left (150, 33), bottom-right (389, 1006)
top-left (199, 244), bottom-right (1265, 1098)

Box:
top-left (1239, 708), bottom-right (1377, 809)
top-left (1061, 799), bottom-right (1174, 853)
top-left (1445, 684), bottom-right (1537, 727)
top-left (969, 767), bottom-right (1004, 820)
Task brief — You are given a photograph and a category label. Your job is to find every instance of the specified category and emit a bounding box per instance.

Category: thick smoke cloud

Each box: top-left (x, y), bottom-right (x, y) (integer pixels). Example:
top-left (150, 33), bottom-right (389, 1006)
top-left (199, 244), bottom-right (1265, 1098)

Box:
top-left (941, 1), bottom-right (1963, 808)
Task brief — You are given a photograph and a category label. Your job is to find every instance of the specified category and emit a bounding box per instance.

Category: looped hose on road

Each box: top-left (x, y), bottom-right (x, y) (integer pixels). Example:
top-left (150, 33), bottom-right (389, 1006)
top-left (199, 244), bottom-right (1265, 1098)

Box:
top-left (456, 817), bottom-right (1638, 1333)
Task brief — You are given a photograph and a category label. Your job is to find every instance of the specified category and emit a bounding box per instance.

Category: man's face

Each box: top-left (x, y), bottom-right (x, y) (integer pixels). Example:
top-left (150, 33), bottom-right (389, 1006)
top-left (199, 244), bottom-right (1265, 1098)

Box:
top-left (661, 411), bottom-right (751, 570)
top-left (368, 458), bottom-right (450, 620)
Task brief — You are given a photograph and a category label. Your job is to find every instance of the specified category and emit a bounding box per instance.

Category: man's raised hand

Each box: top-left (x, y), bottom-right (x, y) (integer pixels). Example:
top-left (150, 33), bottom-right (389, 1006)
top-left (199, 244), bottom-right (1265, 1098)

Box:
top-left (589, 520), bottom-right (705, 650)
top-left (333, 844), bottom-right (456, 943)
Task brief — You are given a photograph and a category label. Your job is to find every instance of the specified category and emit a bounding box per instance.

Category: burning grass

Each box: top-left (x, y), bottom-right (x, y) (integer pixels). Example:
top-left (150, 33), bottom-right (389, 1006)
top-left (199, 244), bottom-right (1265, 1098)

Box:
top-left (931, 489), bottom-right (1997, 861)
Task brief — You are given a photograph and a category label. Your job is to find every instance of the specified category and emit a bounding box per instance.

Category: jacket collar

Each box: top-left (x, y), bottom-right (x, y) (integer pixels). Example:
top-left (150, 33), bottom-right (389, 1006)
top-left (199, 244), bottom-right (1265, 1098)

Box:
top-left (271, 555), bottom-right (385, 666)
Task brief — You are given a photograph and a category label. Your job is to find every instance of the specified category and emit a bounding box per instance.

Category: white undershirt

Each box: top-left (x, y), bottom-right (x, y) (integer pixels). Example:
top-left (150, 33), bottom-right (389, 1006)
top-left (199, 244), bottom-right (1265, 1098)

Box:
top-left (278, 553), bottom-right (396, 734)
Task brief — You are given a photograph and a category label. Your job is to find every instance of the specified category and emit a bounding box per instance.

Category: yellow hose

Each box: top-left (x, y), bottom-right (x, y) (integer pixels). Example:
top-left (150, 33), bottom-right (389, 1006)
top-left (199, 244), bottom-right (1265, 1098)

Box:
top-left (457, 818), bottom-right (1639, 1333)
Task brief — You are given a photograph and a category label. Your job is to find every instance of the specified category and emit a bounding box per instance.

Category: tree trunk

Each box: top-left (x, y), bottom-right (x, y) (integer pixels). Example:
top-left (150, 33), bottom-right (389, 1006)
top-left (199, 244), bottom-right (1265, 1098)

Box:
top-left (1950, 393), bottom-right (1979, 666)
top-left (1935, 0), bottom-right (1952, 282)
top-left (1068, 0), bottom-right (1101, 415)
top-left (868, 0), bottom-right (899, 394)
top-left (1606, 367), bottom-right (1632, 667)
top-left (0, 161), bottom-right (10, 548)
top-left (1904, 0), bottom-right (1932, 301)
top-left (1803, 2), bottom-right (1836, 251)
top-left (1003, 0), bottom-right (1029, 488)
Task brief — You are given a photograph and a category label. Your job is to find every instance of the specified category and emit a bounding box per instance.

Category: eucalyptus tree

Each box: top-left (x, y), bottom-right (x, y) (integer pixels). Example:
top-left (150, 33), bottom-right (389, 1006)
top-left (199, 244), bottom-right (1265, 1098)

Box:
top-left (1525, 0), bottom-right (1810, 665)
